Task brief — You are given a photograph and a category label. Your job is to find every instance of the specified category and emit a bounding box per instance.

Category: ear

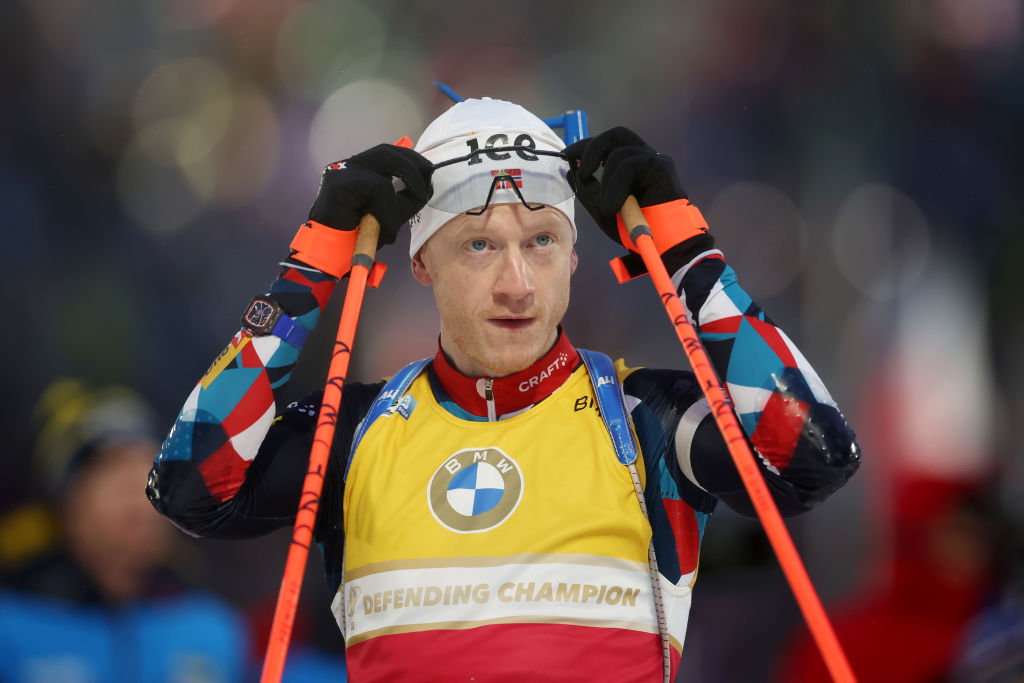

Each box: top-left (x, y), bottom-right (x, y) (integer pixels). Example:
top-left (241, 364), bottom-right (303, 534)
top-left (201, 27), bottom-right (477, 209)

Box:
top-left (569, 248), bottom-right (578, 275)
top-left (411, 249), bottom-right (433, 286)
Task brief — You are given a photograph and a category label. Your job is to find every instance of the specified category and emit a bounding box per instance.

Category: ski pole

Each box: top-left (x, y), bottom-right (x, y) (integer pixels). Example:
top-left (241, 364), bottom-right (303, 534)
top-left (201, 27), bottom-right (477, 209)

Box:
top-left (619, 196), bottom-right (857, 683)
top-left (259, 213), bottom-right (382, 683)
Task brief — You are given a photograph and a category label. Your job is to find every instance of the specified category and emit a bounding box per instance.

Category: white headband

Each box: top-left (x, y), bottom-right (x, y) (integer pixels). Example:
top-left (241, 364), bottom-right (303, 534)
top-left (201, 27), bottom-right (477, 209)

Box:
top-left (409, 97), bottom-right (576, 257)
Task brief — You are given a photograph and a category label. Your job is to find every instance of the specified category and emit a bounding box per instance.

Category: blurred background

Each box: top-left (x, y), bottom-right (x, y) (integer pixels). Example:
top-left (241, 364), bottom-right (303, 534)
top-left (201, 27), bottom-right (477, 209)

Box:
top-left (1, 0), bottom-right (1022, 680)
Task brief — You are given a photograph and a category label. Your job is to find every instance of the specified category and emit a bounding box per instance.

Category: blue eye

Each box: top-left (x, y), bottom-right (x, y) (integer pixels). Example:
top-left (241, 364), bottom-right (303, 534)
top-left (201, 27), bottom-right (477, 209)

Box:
top-left (470, 239), bottom-right (488, 251)
top-left (535, 234), bottom-right (553, 246)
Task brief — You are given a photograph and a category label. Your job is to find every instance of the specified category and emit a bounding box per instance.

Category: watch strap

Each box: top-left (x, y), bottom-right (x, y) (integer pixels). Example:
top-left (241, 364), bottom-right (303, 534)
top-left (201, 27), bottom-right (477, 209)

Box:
top-left (270, 313), bottom-right (310, 348)
top-left (242, 294), bottom-right (310, 348)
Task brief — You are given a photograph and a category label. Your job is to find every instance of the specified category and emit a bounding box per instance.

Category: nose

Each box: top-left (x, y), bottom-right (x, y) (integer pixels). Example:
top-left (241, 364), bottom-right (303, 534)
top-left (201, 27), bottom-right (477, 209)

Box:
top-left (493, 247), bottom-right (534, 306)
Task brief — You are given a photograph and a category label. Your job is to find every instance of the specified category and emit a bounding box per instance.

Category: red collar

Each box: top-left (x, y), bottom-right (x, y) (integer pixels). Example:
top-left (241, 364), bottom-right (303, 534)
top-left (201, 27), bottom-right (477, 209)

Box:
top-left (432, 330), bottom-right (580, 419)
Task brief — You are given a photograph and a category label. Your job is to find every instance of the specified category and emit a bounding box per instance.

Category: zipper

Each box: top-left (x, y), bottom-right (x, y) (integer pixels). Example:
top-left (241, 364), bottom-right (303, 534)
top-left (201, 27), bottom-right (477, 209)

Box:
top-left (483, 378), bottom-right (496, 422)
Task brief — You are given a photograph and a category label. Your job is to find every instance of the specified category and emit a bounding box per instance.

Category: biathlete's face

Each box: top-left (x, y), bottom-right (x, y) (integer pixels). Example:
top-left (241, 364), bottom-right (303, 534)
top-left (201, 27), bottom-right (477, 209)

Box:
top-left (412, 203), bottom-right (577, 378)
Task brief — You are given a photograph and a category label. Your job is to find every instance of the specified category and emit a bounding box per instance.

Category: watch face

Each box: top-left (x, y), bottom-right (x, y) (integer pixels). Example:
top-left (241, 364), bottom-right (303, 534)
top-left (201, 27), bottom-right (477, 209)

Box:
top-left (243, 298), bottom-right (279, 333)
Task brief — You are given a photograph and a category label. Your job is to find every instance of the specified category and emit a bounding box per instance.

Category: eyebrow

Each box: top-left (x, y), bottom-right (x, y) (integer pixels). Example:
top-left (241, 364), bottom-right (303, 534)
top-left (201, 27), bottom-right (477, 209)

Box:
top-left (455, 211), bottom-right (572, 239)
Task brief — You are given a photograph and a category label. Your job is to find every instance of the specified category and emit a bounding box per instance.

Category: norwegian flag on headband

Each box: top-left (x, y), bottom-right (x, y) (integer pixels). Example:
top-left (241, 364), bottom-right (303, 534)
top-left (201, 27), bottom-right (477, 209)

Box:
top-left (491, 169), bottom-right (523, 189)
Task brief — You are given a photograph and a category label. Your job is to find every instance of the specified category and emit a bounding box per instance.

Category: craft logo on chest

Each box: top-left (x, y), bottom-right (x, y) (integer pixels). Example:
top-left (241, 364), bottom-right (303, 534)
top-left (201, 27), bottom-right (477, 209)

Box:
top-left (427, 447), bottom-right (523, 533)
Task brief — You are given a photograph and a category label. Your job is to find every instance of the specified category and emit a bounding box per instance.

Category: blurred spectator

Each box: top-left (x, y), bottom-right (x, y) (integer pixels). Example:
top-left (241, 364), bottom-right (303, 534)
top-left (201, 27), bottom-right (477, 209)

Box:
top-left (0, 379), bottom-right (350, 681)
top-left (950, 591), bottom-right (1024, 683)
top-left (948, 520), bottom-right (1024, 683)
top-left (774, 252), bottom-right (1005, 682)
top-left (775, 477), bottom-right (1000, 682)
top-left (0, 379), bottom-right (248, 682)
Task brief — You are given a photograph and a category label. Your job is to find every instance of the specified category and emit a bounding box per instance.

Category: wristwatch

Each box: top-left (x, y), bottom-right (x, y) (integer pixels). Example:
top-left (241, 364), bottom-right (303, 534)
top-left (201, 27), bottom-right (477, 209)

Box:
top-left (240, 294), bottom-right (310, 348)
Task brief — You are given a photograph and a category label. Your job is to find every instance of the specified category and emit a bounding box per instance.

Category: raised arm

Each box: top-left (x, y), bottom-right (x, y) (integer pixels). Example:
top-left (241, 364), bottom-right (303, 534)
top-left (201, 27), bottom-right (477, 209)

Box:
top-left (566, 128), bottom-right (860, 517)
top-left (146, 145), bottom-right (433, 538)
top-left (667, 252), bottom-right (859, 516)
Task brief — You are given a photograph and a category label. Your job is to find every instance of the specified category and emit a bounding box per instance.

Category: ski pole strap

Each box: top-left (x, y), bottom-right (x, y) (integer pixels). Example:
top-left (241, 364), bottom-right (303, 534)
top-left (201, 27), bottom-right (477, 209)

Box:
top-left (609, 199), bottom-right (715, 284)
top-left (614, 198), bottom-right (708, 254)
top-left (352, 352), bottom-right (638, 474)
top-left (344, 358), bottom-right (431, 481)
top-left (579, 349), bottom-right (672, 683)
top-left (290, 220), bottom-right (359, 280)
top-left (578, 350), bottom-right (638, 465)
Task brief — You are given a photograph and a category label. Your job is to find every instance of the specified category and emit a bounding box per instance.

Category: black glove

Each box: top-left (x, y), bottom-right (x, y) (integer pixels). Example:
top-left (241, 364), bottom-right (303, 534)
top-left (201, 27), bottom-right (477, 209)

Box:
top-left (565, 127), bottom-right (713, 275)
top-left (565, 127), bottom-right (686, 241)
top-left (308, 144), bottom-right (433, 248)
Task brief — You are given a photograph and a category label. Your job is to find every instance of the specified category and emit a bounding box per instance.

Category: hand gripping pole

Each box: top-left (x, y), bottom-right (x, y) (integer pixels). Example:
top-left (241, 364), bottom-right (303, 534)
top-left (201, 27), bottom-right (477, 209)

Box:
top-left (619, 196), bottom-right (856, 683)
top-left (259, 214), bottom-right (382, 683)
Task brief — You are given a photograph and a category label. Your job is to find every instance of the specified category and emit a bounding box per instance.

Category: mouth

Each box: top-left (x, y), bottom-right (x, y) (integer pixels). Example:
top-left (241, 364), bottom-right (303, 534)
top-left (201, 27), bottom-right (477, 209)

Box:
top-left (489, 317), bottom-right (535, 330)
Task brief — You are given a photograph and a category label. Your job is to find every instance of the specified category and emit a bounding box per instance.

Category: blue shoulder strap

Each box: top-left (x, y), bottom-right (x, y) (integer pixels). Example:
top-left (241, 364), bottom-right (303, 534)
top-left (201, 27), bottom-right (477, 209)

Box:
top-left (343, 358), bottom-right (430, 481)
top-left (579, 349), bottom-right (639, 466)
top-left (344, 350), bottom-right (638, 479)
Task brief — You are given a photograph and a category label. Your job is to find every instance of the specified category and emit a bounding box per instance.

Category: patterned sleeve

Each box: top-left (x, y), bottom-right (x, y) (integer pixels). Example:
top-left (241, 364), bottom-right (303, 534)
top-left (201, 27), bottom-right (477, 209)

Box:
top-left (628, 251), bottom-right (861, 518)
top-left (146, 258), bottom-right (375, 538)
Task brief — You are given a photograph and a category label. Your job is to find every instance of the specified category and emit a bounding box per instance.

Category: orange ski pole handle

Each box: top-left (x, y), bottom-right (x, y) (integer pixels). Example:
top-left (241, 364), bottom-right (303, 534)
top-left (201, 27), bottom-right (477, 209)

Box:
top-left (258, 214), bottom-right (381, 683)
top-left (619, 196), bottom-right (857, 683)
top-left (259, 136), bottom-right (412, 683)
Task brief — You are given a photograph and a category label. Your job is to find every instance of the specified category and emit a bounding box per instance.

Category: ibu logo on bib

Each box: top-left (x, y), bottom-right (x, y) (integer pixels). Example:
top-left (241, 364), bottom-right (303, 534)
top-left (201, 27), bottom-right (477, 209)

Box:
top-left (428, 447), bottom-right (523, 533)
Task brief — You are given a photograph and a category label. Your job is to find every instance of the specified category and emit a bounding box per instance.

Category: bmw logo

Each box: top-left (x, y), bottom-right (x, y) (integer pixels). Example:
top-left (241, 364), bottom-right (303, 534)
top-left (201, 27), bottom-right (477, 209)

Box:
top-left (427, 447), bottom-right (524, 533)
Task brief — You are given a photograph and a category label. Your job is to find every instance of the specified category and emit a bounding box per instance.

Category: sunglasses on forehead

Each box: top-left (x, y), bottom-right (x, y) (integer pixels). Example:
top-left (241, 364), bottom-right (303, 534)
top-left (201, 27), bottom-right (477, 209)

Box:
top-left (431, 146), bottom-right (571, 216)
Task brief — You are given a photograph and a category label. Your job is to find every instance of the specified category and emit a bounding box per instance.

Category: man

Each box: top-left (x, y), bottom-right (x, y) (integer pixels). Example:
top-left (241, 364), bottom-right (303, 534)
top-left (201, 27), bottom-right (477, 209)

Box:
top-left (1, 380), bottom-right (247, 683)
top-left (147, 97), bottom-right (860, 681)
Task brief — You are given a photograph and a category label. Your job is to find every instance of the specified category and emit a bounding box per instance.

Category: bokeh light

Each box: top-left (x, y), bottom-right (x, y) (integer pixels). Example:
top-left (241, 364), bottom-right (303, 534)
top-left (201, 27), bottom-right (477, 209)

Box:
top-left (706, 182), bottom-right (806, 298)
top-left (274, 0), bottom-right (387, 99)
top-left (307, 79), bottom-right (424, 170)
top-left (132, 58), bottom-right (233, 168)
top-left (118, 57), bottom-right (282, 232)
top-left (831, 183), bottom-right (931, 301)
top-left (181, 84), bottom-right (280, 207)
top-left (922, 0), bottom-right (1021, 50)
